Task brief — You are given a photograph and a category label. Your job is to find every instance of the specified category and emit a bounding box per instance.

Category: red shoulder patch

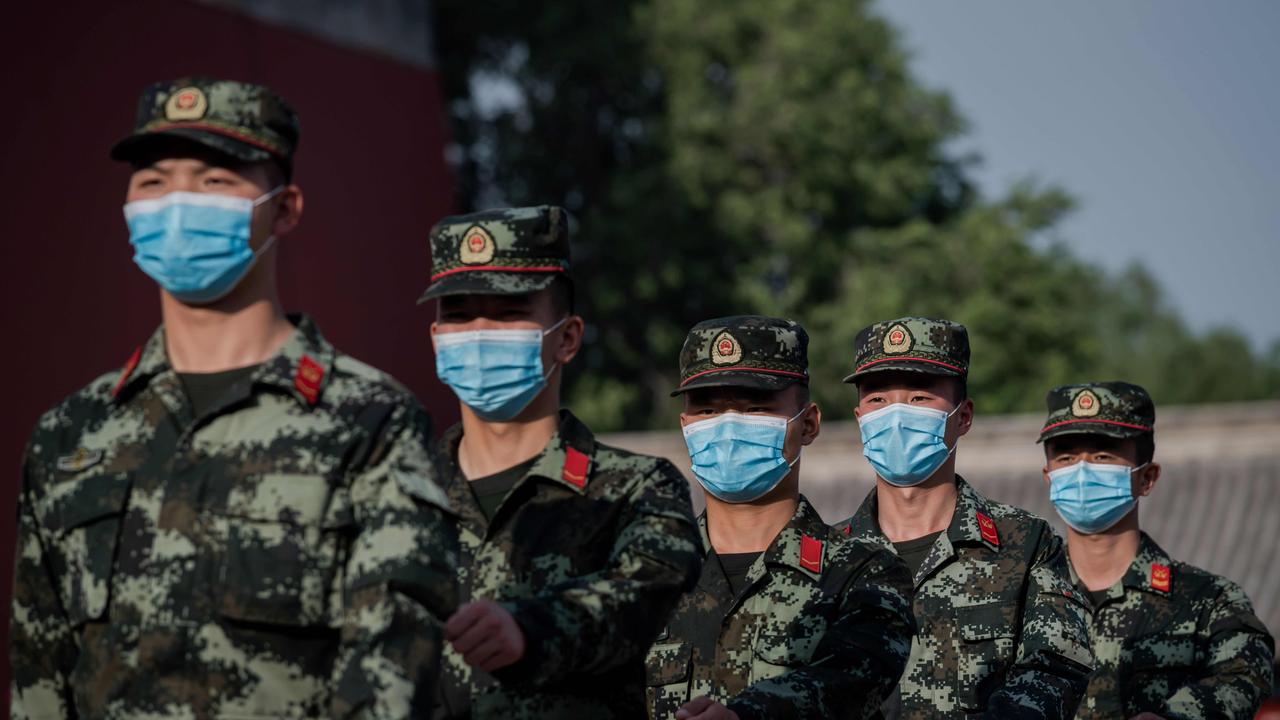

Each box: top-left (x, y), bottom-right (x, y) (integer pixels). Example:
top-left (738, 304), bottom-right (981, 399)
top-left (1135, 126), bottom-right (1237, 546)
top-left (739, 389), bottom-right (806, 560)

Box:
top-left (1150, 563), bottom-right (1171, 593)
top-left (294, 355), bottom-right (324, 405)
top-left (799, 534), bottom-right (823, 574)
top-left (562, 446), bottom-right (590, 489)
top-left (976, 511), bottom-right (1000, 546)
top-left (111, 347), bottom-right (142, 398)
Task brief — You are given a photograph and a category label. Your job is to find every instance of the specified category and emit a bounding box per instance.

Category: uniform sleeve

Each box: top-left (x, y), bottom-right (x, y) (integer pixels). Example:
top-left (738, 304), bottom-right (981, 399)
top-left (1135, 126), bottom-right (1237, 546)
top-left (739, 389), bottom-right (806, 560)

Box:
top-left (492, 460), bottom-right (702, 687)
top-left (10, 442), bottom-right (78, 719)
top-left (1161, 581), bottom-right (1275, 720)
top-left (984, 527), bottom-right (1095, 720)
top-left (726, 548), bottom-right (916, 720)
top-left (329, 404), bottom-right (460, 719)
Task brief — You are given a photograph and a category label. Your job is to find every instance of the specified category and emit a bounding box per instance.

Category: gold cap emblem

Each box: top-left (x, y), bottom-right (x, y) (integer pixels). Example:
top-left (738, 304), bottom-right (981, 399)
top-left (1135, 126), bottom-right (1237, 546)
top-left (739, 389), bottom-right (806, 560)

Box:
top-left (459, 225), bottom-right (496, 265)
top-left (164, 87), bottom-right (208, 121)
top-left (1071, 389), bottom-right (1101, 418)
top-left (710, 331), bottom-right (742, 366)
top-left (882, 323), bottom-right (913, 355)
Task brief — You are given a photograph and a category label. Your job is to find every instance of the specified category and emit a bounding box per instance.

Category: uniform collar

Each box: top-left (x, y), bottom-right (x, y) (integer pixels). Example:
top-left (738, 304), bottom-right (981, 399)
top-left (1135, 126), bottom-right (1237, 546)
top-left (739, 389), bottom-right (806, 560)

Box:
top-left (697, 495), bottom-right (830, 580)
top-left (111, 313), bottom-right (335, 409)
top-left (848, 475), bottom-right (998, 588)
top-left (440, 408), bottom-right (597, 498)
top-left (1068, 531), bottom-right (1173, 602)
top-left (848, 475), bottom-right (1000, 551)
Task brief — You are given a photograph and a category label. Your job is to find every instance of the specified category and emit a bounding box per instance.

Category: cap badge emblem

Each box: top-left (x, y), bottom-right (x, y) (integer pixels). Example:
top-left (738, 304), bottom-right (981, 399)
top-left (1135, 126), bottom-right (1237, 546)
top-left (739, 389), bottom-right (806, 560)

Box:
top-left (710, 331), bottom-right (742, 366)
top-left (459, 225), bottom-right (496, 265)
top-left (1071, 389), bottom-right (1101, 418)
top-left (164, 86), bottom-right (208, 121)
top-left (882, 323), bottom-right (913, 355)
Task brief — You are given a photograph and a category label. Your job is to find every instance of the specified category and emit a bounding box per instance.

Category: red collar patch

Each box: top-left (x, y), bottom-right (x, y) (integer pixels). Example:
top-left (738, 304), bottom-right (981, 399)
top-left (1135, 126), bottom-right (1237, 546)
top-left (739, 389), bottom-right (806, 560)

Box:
top-left (562, 446), bottom-right (590, 489)
top-left (842, 523), bottom-right (852, 536)
top-left (976, 511), bottom-right (1000, 546)
top-left (799, 534), bottom-right (823, 574)
top-left (1150, 563), bottom-right (1171, 593)
top-left (111, 347), bottom-right (143, 398)
top-left (294, 355), bottom-right (324, 405)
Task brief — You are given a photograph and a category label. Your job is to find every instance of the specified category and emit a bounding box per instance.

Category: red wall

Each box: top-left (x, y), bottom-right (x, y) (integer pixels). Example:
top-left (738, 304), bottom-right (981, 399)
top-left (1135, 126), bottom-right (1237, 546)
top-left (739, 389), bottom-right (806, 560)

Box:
top-left (0, 0), bottom-right (459, 704)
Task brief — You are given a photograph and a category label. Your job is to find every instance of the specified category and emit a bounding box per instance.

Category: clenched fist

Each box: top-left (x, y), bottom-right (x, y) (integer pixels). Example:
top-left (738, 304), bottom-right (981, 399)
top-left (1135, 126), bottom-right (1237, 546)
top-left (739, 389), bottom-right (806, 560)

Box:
top-left (444, 600), bottom-right (527, 673)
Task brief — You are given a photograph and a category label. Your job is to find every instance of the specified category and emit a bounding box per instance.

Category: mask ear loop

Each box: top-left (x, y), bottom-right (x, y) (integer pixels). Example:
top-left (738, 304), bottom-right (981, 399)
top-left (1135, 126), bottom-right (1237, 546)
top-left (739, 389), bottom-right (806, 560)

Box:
top-left (782, 403), bottom-right (812, 468)
top-left (540, 316), bottom-right (572, 381)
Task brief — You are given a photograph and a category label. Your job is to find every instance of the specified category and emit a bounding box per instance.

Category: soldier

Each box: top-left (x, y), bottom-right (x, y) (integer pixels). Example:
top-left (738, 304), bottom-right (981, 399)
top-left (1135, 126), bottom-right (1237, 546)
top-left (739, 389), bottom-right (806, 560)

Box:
top-left (421, 206), bottom-right (703, 718)
top-left (10, 77), bottom-right (458, 718)
top-left (1038, 381), bottom-right (1275, 719)
top-left (646, 315), bottom-right (916, 720)
top-left (836, 317), bottom-right (1094, 718)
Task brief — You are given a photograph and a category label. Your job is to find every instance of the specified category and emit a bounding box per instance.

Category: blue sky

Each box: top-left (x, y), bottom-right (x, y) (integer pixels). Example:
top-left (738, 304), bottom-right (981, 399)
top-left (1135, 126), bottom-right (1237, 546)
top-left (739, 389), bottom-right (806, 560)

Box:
top-left (877, 0), bottom-right (1280, 350)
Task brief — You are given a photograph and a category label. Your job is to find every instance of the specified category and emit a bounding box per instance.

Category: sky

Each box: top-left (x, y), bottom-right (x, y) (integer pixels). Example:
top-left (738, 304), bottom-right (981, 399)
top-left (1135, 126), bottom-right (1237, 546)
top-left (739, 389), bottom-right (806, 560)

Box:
top-left (877, 0), bottom-right (1280, 351)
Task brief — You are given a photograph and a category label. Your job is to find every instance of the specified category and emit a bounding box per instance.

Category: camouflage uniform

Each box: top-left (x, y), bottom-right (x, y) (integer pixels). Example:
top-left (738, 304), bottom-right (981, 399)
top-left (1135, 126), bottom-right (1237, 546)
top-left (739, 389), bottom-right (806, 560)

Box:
top-left (839, 318), bottom-right (1094, 719)
top-left (11, 79), bottom-right (458, 718)
top-left (422, 207), bottom-right (703, 719)
top-left (647, 315), bottom-right (916, 720)
top-left (11, 315), bottom-right (458, 718)
top-left (1038, 382), bottom-right (1276, 719)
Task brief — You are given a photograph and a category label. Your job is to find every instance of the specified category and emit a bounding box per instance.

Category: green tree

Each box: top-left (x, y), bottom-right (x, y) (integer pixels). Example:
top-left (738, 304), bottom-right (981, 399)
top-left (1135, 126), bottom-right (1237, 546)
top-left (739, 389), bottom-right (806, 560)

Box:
top-left (432, 0), bottom-right (1279, 431)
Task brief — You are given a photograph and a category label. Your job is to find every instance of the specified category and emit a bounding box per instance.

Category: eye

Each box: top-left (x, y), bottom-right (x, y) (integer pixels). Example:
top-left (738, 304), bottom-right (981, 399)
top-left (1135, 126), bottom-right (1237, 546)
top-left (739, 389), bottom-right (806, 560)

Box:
top-left (911, 394), bottom-right (931, 403)
top-left (746, 406), bottom-right (769, 413)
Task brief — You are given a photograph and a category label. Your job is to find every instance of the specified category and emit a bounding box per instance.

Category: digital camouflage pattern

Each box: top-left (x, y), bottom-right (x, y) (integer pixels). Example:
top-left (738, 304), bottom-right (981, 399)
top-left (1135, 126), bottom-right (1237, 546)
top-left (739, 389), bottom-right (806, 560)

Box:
top-left (645, 496), bottom-right (916, 720)
top-left (434, 410), bottom-right (702, 719)
top-left (419, 205), bottom-right (572, 301)
top-left (11, 314), bottom-right (459, 719)
top-left (1070, 532), bottom-right (1274, 720)
top-left (671, 315), bottom-right (808, 396)
top-left (110, 76), bottom-right (301, 174)
top-left (1038, 381), bottom-right (1155, 443)
top-left (843, 316), bottom-right (970, 382)
top-left (838, 477), bottom-right (1095, 719)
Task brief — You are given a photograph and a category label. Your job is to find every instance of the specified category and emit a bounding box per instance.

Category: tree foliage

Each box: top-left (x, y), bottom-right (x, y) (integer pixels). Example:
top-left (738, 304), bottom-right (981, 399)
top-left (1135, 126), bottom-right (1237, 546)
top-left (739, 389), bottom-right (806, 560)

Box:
top-left (433, 0), bottom-right (1280, 431)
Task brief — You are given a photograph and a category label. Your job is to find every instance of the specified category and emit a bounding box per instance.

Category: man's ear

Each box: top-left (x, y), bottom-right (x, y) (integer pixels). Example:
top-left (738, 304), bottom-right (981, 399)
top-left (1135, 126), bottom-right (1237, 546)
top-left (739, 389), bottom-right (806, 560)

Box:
top-left (429, 319), bottom-right (439, 352)
top-left (270, 184), bottom-right (304, 237)
top-left (956, 397), bottom-right (975, 437)
top-left (1136, 462), bottom-right (1161, 497)
top-left (800, 402), bottom-right (821, 446)
top-left (554, 315), bottom-right (585, 365)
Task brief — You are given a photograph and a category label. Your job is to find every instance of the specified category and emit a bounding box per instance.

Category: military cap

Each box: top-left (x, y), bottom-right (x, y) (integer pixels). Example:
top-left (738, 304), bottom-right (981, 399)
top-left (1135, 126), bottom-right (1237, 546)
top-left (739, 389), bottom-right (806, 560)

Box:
top-left (842, 316), bottom-right (969, 383)
top-left (418, 205), bottom-right (571, 301)
top-left (672, 315), bottom-right (808, 396)
top-left (1038, 381), bottom-right (1155, 443)
top-left (111, 76), bottom-right (300, 177)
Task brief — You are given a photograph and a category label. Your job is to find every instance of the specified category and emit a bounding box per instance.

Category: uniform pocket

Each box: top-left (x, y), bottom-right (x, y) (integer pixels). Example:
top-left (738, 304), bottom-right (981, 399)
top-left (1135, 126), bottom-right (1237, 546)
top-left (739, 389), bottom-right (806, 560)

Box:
top-left (37, 472), bottom-right (131, 626)
top-left (954, 602), bottom-right (1018, 711)
top-left (646, 640), bottom-right (692, 685)
top-left (1121, 629), bottom-right (1199, 709)
top-left (217, 473), bottom-right (353, 627)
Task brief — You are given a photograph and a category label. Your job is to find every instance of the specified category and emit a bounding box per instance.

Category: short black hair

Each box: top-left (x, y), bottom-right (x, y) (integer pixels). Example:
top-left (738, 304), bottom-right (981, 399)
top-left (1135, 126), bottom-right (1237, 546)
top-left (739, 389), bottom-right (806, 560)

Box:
top-left (549, 274), bottom-right (575, 317)
top-left (1135, 433), bottom-right (1155, 465)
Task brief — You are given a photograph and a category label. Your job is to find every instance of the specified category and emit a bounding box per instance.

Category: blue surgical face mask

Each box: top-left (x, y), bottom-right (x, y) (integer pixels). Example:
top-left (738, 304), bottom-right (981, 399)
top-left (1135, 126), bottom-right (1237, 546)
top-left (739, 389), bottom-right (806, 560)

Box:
top-left (434, 317), bottom-right (567, 421)
top-left (859, 403), bottom-right (958, 487)
top-left (1049, 461), bottom-right (1144, 534)
top-left (682, 408), bottom-right (805, 504)
top-left (124, 187), bottom-right (283, 304)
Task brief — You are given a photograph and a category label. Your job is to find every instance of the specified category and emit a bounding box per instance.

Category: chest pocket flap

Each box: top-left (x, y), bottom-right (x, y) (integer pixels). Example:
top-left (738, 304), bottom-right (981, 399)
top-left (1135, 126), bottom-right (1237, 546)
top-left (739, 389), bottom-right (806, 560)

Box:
top-left (38, 472), bottom-right (132, 625)
top-left (646, 639), bottom-right (693, 686)
top-left (219, 473), bottom-right (349, 627)
top-left (955, 601), bottom-right (1019, 711)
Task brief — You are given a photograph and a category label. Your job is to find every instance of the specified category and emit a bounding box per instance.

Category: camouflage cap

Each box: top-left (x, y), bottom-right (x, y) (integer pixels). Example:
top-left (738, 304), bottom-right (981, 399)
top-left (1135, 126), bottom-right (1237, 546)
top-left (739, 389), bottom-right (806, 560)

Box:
top-left (111, 76), bottom-right (300, 177)
top-left (418, 206), bottom-right (571, 302)
top-left (842, 316), bottom-right (969, 383)
top-left (1038, 381), bottom-right (1155, 443)
top-left (672, 315), bottom-right (808, 396)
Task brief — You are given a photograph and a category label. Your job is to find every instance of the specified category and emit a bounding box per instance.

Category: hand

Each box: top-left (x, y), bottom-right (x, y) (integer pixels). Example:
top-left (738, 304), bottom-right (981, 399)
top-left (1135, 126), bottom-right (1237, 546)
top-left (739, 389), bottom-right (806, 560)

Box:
top-left (1129, 714), bottom-right (1166, 720)
top-left (676, 696), bottom-right (740, 720)
top-left (444, 600), bottom-right (526, 672)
